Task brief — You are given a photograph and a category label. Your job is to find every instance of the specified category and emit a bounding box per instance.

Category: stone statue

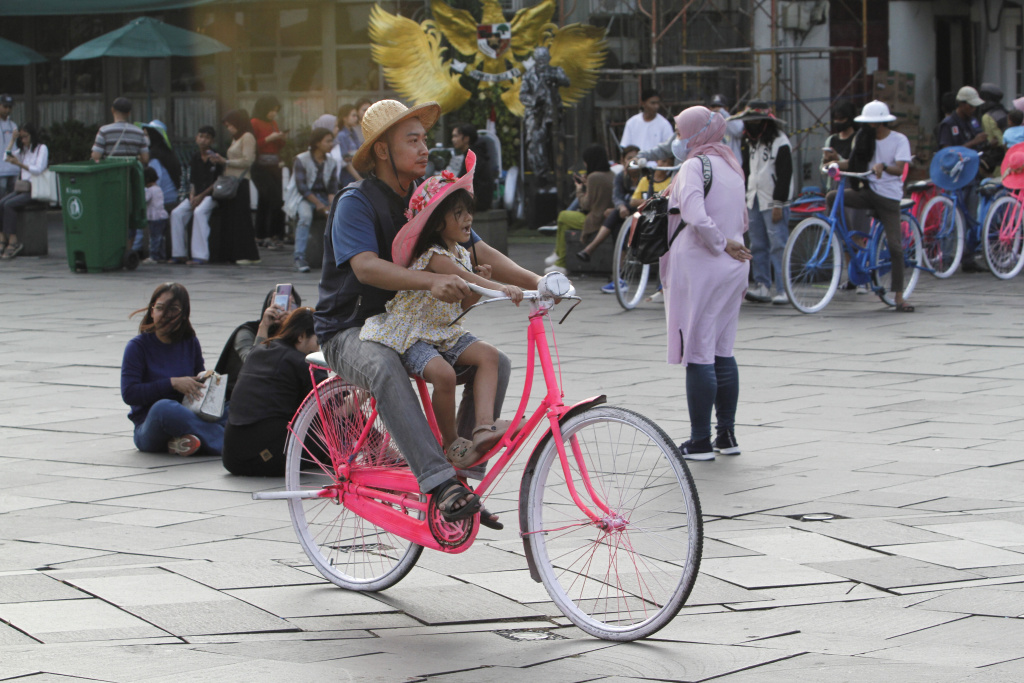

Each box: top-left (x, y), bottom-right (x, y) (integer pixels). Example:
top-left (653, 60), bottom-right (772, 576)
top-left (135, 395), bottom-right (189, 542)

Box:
top-left (519, 47), bottom-right (570, 186)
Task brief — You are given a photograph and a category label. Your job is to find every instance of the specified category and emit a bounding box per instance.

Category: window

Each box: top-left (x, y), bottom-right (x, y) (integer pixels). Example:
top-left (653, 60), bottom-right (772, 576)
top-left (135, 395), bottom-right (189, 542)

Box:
top-left (225, 5), bottom-right (325, 93)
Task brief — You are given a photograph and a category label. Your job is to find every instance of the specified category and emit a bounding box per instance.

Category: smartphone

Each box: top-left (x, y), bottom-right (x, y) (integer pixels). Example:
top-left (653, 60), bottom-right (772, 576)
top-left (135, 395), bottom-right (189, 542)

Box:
top-left (274, 283), bottom-right (293, 311)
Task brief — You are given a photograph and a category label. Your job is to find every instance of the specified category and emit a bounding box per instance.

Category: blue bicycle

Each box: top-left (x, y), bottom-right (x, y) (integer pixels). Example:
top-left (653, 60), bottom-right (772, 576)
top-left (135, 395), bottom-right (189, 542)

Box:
top-left (917, 180), bottom-right (1006, 277)
top-left (782, 169), bottom-right (924, 314)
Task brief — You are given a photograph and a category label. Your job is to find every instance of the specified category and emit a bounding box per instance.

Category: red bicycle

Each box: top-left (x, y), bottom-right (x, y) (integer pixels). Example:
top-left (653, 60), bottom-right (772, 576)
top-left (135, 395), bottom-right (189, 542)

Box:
top-left (254, 273), bottom-right (703, 641)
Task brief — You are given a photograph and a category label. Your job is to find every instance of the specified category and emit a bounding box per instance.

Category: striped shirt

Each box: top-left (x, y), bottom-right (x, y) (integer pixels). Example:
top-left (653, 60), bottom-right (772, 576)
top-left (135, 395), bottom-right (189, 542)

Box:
top-left (92, 122), bottom-right (149, 159)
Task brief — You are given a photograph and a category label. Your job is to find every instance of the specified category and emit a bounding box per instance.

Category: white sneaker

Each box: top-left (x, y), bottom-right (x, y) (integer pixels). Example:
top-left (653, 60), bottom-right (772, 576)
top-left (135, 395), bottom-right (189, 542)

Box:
top-left (646, 290), bottom-right (664, 303)
top-left (537, 224), bottom-right (557, 235)
top-left (544, 264), bottom-right (567, 275)
top-left (544, 252), bottom-right (558, 266)
top-left (856, 284), bottom-right (869, 295)
top-left (771, 291), bottom-right (789, 305)
top-left (745, 284), bottom-right (770, 303)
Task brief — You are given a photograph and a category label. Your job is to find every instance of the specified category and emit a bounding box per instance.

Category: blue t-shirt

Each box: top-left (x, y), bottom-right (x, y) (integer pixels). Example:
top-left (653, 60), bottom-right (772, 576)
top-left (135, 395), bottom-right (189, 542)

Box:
top-left (1004, 126), bottom-right (1024, 149)
top-left (121, 333), bottom-right (204, 426)
top-left (331, 186), bottom-right (482, 268)
top-left (148, 158), bottom-right (178, 206)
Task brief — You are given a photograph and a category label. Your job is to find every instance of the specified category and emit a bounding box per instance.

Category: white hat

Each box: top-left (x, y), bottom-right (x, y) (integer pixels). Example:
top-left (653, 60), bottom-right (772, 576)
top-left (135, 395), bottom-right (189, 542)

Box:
top-left (854, 100), bottom-right (897, 123)
top-left (956, 86), bottom-right (985, 107)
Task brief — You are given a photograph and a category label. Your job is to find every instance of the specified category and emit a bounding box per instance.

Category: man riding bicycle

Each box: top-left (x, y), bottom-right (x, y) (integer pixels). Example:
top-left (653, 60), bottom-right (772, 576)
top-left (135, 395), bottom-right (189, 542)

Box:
top-left (313, 100), bottom-right (541, 525)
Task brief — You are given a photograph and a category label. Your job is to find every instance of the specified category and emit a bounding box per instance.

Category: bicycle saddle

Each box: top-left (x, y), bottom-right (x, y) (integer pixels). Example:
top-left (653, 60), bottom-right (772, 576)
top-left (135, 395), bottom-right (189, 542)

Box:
top-left (306, 351), bottom-right (327, 366)
top-left (907, 180), bottom-right (933, 192)
top-left (979, 182), bottom-right (1005, 197)
top-left (899, 198), bottom-right (915, 210)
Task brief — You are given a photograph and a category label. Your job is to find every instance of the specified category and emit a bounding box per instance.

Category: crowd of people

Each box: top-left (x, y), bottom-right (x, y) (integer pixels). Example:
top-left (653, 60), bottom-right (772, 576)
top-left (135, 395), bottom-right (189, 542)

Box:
top-left (110, 77), bottom-right (1024, 525)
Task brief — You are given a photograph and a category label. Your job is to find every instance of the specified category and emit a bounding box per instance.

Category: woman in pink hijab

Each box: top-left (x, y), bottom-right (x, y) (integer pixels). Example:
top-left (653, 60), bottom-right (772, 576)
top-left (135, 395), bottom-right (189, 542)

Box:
top-left (662, 106), bottom-right (752, 461)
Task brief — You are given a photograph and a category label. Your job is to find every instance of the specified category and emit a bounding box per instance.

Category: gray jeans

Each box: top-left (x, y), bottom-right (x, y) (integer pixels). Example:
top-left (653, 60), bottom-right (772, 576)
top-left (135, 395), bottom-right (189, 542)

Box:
top-left (322, 327), bottom-right (511, 493)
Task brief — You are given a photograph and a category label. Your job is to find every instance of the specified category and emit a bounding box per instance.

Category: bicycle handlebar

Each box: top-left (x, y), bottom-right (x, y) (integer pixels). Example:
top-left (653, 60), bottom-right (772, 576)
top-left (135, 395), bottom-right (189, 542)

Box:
top-left (464, 271), bottom-right (577, 302)
top-left (824, 163), bottom-right (875, 181)
top-left (628, 158), bottom-right (683, 173)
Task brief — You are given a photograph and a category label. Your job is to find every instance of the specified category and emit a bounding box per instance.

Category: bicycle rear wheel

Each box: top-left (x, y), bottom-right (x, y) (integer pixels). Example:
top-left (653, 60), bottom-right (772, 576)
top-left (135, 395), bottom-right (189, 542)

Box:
top-left (871, 213), bottom-right (923, 306)
top-left (285, 377), bottom-right (423, 591)
top-left (982, 195), bottom-right (1024, 280)
top-left (918, 194), bottom-right (964, 278)
top-left (612, 215), bottom-right (651, 310)
top-left (522, 406), bottom-right (702, 641)
top-left (783, 217), bottom-right (842, 314)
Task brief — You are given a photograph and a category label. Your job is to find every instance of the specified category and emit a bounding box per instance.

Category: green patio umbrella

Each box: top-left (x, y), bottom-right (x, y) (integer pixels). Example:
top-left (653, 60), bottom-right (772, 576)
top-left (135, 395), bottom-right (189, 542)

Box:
top-left (62, 16), bottom-right (229, 60)
top-left (62, 17), bottom-right (230, 119)
top-left (0, 37), bottom-right (46, 66)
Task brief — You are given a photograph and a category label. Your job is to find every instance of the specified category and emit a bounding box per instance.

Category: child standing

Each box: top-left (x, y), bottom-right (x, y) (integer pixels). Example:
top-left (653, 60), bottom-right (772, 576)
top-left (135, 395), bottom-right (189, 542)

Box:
top-left (142, 166), bottom-right (168, 264)
top-left (361, 151), bottom-right (523, 468)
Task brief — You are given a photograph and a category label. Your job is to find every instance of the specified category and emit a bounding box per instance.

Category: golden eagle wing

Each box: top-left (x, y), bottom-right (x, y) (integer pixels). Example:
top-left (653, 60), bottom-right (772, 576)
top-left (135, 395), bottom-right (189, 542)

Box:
top-left (548, 24), bottom-right (607, 105)
top-left (429, 0), bottom-right (479, 57)
top-left (369, 5), bottom-right (471, 113)
top-left (510, 0), bottom-right (556, 58)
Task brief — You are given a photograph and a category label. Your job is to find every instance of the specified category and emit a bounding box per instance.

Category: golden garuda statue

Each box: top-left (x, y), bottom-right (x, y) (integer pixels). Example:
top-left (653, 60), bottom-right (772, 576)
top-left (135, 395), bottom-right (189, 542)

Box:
top-left (369, 0), bottom-right (606, 116)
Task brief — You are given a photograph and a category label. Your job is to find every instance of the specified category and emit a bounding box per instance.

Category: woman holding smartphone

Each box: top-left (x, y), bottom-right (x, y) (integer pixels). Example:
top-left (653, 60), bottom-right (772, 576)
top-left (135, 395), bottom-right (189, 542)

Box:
top-left (0, 123), bottom-right (48, 259)
top-left (222, 307), bottom-right (322, 476)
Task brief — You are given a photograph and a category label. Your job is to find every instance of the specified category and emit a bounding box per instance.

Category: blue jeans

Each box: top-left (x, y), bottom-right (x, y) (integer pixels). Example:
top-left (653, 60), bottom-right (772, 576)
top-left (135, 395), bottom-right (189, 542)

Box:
top-left (133, 218), bottom-right (168, 261)
top-left (748, 197), bottom-right (789, 292)
top-left (685, 356), bottom-right (739, 442)
top-left (295, 195), bottom-right (327, 262)
top-left (133, 398), bottom-right (227, 455)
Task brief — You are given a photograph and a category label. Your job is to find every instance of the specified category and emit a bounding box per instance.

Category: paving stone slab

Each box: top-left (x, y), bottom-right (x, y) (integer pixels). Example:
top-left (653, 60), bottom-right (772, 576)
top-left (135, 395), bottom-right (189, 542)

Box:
top-left (911, 586), bottom-right (1024, 617)
top-left (226, 584), bottom-right (391, 619)
top-left (700, 556), bottom-right (848, 589)
top-left (370, 581), bottom-right (547, 624)
top-left (721, 528), bottom-right (882, 563)
top-left (877, 540), bottom-right (1024, 569)
top-left (808, 519), bottom-right (957, 547)
top-left (918, 520), bottom-right (1024, 548)
top-left (809, 555), bottom-right (983, 589)
top-left (163, 559), bottom-right (323, 590)
top-left (0, 572), bottom-right (90, 603)
top-left (0, 599), bottom-right (168, 643)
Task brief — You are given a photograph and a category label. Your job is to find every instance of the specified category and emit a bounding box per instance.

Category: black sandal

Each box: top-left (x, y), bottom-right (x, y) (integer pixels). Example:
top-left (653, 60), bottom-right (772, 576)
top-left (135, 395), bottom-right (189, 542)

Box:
top-left (432, 479), bottom-right (481, 522)
top-left (479, 507), bottom-right (504, 530)
top-left (895, 302), bottom-right (915, 313)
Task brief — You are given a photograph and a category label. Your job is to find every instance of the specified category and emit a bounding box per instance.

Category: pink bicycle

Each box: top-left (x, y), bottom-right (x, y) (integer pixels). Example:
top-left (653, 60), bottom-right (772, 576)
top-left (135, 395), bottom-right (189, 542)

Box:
top-left (254, 273), bottom-right (702, 641)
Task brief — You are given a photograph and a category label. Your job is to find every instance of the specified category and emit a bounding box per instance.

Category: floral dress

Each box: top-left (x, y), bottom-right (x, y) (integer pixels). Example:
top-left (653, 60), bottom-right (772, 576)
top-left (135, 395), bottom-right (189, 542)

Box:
top-left (360, 245), bottom-right (471, 353)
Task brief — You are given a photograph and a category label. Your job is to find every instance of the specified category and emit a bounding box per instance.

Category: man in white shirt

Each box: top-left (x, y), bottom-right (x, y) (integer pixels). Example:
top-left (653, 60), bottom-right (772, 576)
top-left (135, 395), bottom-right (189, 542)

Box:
top-left (0, 95), bottom-right (19, 200)
top-left (620, 89), bottom-right (674, 153)
top-left (824, 100), bottom-right (913, 311)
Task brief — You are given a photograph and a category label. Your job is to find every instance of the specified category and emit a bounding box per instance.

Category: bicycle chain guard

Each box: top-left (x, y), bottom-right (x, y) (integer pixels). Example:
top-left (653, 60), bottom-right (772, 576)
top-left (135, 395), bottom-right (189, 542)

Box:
top-left (426, 496), bottom-right (474, 548)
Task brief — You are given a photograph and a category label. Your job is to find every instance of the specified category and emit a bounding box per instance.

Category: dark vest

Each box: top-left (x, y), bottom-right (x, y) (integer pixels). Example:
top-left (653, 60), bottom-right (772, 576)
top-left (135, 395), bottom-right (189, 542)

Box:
top-left (313, 177), bottom-right (410, 344)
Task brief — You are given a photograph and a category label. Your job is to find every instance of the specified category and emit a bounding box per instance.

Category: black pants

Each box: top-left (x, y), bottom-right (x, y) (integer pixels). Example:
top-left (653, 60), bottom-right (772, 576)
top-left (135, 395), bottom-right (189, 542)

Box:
top-left (252, 162), bottom-right (284, 240)
top-left (222, 418), bottom-right (289, 476)
top-left (826, 186), bottom-right (904, 294)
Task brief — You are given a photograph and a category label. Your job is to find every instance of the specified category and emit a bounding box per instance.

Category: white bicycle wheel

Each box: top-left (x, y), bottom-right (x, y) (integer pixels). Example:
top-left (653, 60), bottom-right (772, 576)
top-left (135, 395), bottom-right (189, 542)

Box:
top-left (612, 215), bottom-right (651, 310)
top-left (783, 217), bottom-right (842, 314)
top-left (285, 377), bottom-right (423, 591)
top-left (982, 195), bottom-right (1024, 280)
top-left (872, 213), bottom-right (923, 306)
top-left (918, 194), bottom-right (964, 278)
top-left (522, 406), bottom-right (702, 641)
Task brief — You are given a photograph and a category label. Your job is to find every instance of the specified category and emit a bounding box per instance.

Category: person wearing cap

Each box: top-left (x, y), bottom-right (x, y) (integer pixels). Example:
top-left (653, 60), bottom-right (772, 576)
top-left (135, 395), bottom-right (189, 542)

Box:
top-left (313, 99), bottom-right (542, 525)
top-left (91, 97), bottom-right (149, 163)
top-left (938, 87), bottom-right (994, 160)
top-left (823, 100), bottom-right (914, 312)
top-left (708, 94), bottom-right (744, 162)
top-left (620, 89), bottom-right (674, 153)
top-left (738, 100), bottom-right (794, 305)
top-left (0, 94), bottom-right (19, 200)
top-left (821, 101), bottom-right (858, 191)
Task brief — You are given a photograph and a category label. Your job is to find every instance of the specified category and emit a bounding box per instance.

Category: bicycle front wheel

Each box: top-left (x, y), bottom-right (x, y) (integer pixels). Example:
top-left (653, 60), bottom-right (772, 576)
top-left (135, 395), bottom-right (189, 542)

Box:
top-left (285, 377), bottom-right (423, 591)
top-left (783, 217), bottom-right (841, 314)
top-left (612, 215), bottom-right (651, 310)
top-left (872, 213), bottom-right (923, 306)
top-left (523, 406), bottom-right (702, 641)
top-left (919, 194), bottom-right (964, 278)
top-left (982, 195), bottom-right (1024, 280)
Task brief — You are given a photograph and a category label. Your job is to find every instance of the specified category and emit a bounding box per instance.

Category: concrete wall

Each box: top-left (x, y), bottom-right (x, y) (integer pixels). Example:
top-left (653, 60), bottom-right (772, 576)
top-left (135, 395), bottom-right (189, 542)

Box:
top-left (889, 1), bottom-right (939, 133)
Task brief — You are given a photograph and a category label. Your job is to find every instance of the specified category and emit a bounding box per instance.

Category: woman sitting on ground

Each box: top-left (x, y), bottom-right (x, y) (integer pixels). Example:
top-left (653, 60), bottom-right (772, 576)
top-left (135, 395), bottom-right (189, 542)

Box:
top-left (221, 307), bottom-right (321, 476)
top-left (121, 282), bottom-right (227, 456)
top-left (215, 286), bottom-right (302, 400)
top-left (547, 144), bottom-right (614, 274)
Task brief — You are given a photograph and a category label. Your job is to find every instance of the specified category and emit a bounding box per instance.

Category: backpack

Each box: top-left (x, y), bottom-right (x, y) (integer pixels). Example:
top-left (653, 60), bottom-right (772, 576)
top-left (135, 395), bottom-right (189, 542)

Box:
top-left (628, 155), bottom-right (713, 265)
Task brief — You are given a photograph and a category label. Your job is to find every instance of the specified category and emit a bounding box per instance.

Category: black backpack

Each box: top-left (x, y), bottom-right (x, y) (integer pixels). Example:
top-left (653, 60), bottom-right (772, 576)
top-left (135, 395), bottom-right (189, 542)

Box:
top-left (628, 155), bottom-right (713, 265)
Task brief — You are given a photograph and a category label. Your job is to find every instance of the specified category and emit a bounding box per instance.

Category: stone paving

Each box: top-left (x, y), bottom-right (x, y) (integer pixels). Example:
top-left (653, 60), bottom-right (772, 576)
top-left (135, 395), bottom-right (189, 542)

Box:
top-left (1, 218), bottom-right (1024, 681)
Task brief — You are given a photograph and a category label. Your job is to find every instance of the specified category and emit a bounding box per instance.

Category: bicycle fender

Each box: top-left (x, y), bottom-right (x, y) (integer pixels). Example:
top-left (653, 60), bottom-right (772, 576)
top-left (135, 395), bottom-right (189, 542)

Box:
top-left (518, 394), bottom-right (607, 583)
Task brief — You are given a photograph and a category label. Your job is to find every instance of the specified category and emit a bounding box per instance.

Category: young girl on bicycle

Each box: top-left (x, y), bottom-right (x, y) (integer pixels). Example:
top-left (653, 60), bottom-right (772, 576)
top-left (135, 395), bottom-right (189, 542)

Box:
top-left (361, 151), bottom-right (523, 467)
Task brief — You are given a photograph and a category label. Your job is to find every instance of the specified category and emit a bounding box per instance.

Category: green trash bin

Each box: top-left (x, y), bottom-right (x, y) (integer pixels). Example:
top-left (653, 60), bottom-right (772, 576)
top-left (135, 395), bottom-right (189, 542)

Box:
top-left (51, 158), bottom-right (147, 273)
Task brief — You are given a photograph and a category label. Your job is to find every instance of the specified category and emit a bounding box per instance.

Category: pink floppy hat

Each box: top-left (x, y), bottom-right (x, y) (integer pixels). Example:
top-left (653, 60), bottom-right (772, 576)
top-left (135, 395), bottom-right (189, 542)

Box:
top-left (391, 150), bottom-right (477, 268)
top-left (1001, 142), bottom-right (1024, 190)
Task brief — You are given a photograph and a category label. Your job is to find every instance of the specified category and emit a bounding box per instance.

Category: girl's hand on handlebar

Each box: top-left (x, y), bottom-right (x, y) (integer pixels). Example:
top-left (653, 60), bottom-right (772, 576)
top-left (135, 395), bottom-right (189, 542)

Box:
top-left (500, 284), bottom-right (524, 305)
top-left (172, 376), bottom-right (205, 402)
top-left (473, 263), bottom-right (493, 280)
top-left (725, 239), bottom-right (752, 262)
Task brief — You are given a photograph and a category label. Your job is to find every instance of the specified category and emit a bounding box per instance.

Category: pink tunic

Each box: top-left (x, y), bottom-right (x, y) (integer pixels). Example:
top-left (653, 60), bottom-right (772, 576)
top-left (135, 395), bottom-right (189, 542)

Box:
top-left (661, 155), bottom-right (749, 365)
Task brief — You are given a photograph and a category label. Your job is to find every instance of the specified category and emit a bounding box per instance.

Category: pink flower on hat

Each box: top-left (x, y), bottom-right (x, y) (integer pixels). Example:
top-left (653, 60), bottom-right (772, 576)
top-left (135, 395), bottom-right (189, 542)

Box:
top-left (404, 170), bottom-right (458, 221)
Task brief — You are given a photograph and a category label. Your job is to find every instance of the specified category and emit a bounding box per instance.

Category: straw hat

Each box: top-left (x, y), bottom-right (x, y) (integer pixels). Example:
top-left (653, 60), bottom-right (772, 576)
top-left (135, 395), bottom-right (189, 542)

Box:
top-left (733, 100), bottom-right (788, 127)
top-left (1001, 141), bottom-right (1024, 190)
top-left (391, 150), bottom-right (476, 268)
top-left (351, 99), bottom-right (440, 174)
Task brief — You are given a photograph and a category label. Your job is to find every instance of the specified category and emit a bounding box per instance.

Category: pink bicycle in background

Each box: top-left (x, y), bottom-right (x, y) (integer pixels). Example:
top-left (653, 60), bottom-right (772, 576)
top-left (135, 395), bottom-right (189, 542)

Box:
top-left (253, 273), bottom-right (703, 641)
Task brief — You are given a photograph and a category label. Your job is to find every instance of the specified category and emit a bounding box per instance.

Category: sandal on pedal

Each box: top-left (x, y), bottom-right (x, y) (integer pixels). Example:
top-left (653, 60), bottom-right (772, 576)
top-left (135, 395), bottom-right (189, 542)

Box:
top-left (471, 419), bottom-right (515, 455)
top-left (432, 479), bottom-right (480, 522)
top-left (894, 302), bottom-right (915, 313)
top-left (479, 506), bottom-right (503, 530)
top-left (445, 437), bottom-right (476, 468)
